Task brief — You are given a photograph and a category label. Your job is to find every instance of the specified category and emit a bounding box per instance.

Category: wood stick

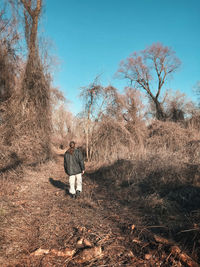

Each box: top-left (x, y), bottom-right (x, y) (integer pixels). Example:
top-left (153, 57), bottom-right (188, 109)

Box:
top-left (171, 246), bottom-right (199, 267)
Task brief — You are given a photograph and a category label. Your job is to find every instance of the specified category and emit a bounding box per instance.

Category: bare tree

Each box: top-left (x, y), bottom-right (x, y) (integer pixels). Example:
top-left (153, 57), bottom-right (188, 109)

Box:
top-left (79, 76), bottom-right (103, 160)
top-left (0, 2), bottom-right (19, 103)
top-left (103, 87), bottom-right (147, 148)
top-left (164, 90), bottom-right (195, 122)
top-left (14, 0), bottom-right (52, 163)
top-left (20, 0), bottom-right (46, 106)
top-left (52, 104), bottom-right (74, 142)
top-left (118, 43), bottom-right (181, 120)
top-left (21, 0), bottom-right (42, 57)
top-left (0, 1), bottom-right (21, 150)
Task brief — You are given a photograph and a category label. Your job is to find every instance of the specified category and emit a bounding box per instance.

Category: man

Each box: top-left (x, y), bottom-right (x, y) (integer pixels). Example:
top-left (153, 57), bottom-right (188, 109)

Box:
top-left (64, 141), bottom-right (85, 199)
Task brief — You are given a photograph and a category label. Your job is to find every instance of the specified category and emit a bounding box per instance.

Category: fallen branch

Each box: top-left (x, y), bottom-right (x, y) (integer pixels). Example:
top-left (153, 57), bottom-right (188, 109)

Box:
top-left (153, 234), bottom-right (199, 267)
top-left (51, 248), bottom-right (75, 257)
top-left (31, 247), bottom-right (75, 258)
top-left (153, 234), bottom-right (174, 245)
top-left (75, 246), bottom-right (102, 264)
top-left (171, 246), bottom-right (199, 267)
top-left (31, 248), bottom-right (49, 256)
top-left (180, 228), bottom-right (200, 233)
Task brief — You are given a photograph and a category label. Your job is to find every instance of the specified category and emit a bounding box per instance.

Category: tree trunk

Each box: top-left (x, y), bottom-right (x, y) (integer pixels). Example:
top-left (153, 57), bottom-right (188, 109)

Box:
top-left (85, 94), bottom-right (93, 161)
top-left (29, 16), bottom-right (38, 58)
top-left (154, 98), bottom-right (166, 121)
top-left (86, 122), bottom-right (89, 161)
top-left (21, 0), bottom-right (42, 58)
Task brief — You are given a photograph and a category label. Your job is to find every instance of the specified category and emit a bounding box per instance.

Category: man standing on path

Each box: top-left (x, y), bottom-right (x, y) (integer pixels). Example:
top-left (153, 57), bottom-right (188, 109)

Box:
top-left (64, 141), bottom-right (85, 199)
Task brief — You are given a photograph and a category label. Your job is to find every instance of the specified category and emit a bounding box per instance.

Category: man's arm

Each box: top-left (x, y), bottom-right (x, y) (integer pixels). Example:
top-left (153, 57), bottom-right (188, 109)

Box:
top-left (64, 153), bottom-right (68, 174)
top-left (78, 150), bottom-right (85, 173)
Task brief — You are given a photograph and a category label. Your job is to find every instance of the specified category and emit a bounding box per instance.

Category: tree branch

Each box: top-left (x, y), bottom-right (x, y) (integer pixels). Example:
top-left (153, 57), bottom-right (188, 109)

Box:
top-left (20, 0), bottom-right (33, 17)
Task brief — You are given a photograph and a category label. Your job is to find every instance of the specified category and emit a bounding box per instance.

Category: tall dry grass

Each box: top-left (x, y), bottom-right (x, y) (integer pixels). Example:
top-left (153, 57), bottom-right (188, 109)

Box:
top-left (0, 55), bottom-right (52, 171)
top-left (147, 120), bottom-right (199, 152)
top-left (0, 1), bottom-right (52, 173)
top-left (90, 118), bottom-right (200, 224)
top-left (90, 119), bottom-right (134, 162)
top-left (89, 116), bottom-right (147, 163)
top-left (89, 119), bottom-right (200, 262)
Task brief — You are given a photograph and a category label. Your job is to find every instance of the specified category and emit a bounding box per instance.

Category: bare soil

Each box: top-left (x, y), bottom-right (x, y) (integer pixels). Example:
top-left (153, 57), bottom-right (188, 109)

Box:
top-left (0, 151), bottom-right (199, 266)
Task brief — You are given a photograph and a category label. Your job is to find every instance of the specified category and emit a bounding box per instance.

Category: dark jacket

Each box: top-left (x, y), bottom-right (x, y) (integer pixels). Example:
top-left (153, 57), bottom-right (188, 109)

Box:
top-left (64, 148), bottom-right (85, 176)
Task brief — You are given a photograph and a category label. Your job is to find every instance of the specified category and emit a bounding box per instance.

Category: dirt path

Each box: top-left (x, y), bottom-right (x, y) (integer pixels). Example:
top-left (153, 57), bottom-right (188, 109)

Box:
top-left (0, 153), bottom-right (138, 266)
top-left (0, 153), bottom-right (199, 266)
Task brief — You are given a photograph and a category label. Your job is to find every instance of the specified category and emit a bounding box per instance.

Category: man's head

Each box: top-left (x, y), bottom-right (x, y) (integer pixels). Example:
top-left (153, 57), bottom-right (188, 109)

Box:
top-left (69, 141), bottom-right (76, 148)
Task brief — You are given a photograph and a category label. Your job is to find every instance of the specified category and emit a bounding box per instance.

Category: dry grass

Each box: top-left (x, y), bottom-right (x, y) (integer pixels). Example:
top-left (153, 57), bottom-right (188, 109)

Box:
top-left (90, 119), bottom-right (139, 162)
top-left (147, 120), bottom-right (199, 152)
top-left (88, 147), bottom-right (200, 264)
top-left (0, 137), bottom-right (200, 266)
top-left (83, 120), bottom-right (200, 265)
top-left (0, 55), bottom-right (52, 171)
top-left (1, 89), bottom-right (200, 266)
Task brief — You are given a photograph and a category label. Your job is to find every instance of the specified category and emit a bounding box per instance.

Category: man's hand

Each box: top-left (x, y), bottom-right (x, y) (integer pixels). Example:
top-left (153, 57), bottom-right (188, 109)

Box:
top-left (82, 170), bottom-right (85, 175)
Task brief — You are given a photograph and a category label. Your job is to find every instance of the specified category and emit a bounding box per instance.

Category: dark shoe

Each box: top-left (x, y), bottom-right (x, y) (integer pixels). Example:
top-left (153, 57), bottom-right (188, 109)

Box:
top-left (65, 188), bottom-right (69, 195)
top-left (76, 190), bottom-right (81, 197)
top-left (70, 194), bottom-right (76, 199)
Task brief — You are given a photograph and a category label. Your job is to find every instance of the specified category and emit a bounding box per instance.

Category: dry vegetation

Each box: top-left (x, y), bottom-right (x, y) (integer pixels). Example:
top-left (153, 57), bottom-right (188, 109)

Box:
top-left (1, 121), bottom-right (200, 266)
top-left (0, 1), bottom-right (200, 266)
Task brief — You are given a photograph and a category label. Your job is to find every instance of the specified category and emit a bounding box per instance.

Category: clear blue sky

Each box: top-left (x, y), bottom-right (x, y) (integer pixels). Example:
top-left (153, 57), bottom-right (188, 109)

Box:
top-left (42, 0), bottom-right (200, 114)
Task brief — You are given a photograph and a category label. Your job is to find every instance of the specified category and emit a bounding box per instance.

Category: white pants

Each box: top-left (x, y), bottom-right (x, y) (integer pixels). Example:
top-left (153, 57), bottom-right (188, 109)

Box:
top-left (69, 173), bottom-right (82, 195)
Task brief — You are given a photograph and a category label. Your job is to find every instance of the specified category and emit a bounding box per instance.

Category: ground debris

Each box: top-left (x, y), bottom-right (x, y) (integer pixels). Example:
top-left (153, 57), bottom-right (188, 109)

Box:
top-left (75, 246), bottom-right (102, 263)
top-left (51, 247), bottom-right (75, 257)
top-left (145, 253), bottom-right (152, 260)
top-left (132, 238), bottom-right (143, 245)
top-left (31, 248), bottom-right (50, 256)
top-left (171, 246), bottom-right (199, 267)
top-left (76, 237), bottom-right (93, 248)
top-left (153, 234), bottom-right (174, 245)
top-left (1, 154), bottom-right (200, 266)
top-left (30, 247), bottom-right (76, 258)
top-left (83, 238), bottom-right (93, 247)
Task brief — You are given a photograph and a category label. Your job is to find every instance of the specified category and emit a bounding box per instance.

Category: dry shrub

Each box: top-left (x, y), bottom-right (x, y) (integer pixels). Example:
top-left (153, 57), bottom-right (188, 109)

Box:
top-left (0, 100), bottom-right (17, 171)
top-left (0, 165), bottom-right (23, 197)
top-left (134, 150), bottom-right (192, 194)
top-left (51, 133), bottom-right (74, 150)
top-left (13, 133), bottom-right (50, 165)
top-left (51, 135), bottom-right (65, 149)
top-left (0, 146), bottom-right (13, 171)
top-left (0, 38), bottom-right (17, 170)
top-left (0, 6), bottom-right (19, 147)
top-left (184, 140), bottom-right (200, 164)
top-left (126, 119), bottom-right (147, 148)
top-left (0, 49), bottom-right (52, 169)
top-left (0, 44), bottom-right (15, 102)
top-left (90, 120), bottom-right (135, 162)
top-left (5, 56), bottom-right (53, 166)
top-left (92, 147), bottom-right (200, 226)
top-left (97, 149), bottom-right (189, 189)
top-left (147, 120), bottom-right (199, 152)
top-left (186, 113), bottom-right (200, 131)
top-left (90, 113), bottom-right (147, 163)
